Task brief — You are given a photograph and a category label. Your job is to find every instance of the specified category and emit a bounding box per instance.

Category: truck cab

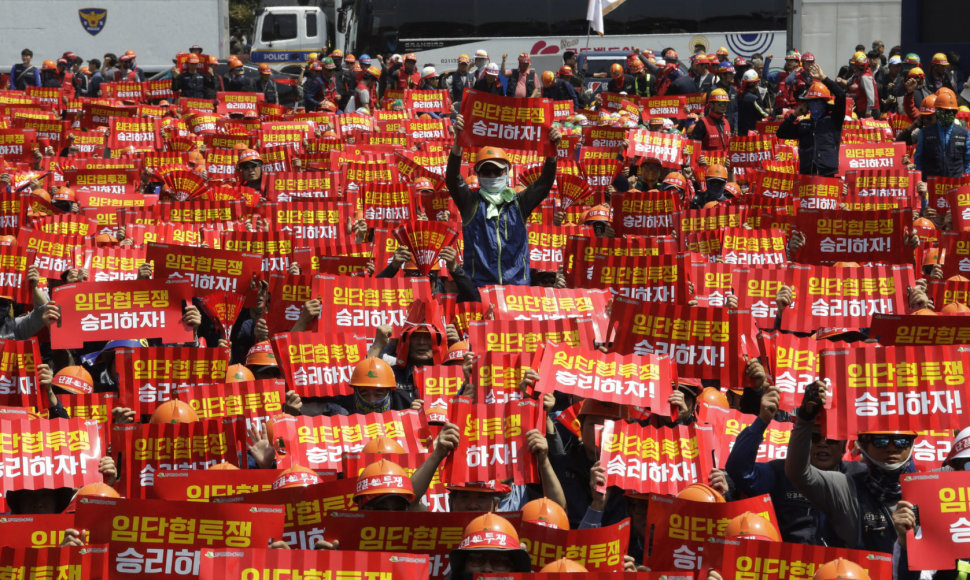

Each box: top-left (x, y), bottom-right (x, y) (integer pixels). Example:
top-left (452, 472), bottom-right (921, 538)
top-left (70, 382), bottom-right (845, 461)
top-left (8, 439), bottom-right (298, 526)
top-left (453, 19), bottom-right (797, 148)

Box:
top-left (251, 6), bottom-right (327, 67)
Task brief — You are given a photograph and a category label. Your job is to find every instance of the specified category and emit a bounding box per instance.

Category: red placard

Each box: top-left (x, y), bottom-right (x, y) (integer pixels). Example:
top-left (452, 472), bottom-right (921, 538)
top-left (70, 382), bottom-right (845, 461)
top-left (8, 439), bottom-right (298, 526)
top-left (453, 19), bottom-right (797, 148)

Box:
top-left (152, 468), bottom-right (280, 501)
top-left (578, 157), bottom-right (622, 195)
top-left (467, 318), bottom-right (595, 354)
top-left (640, 95), bottom-right (687, 119)
top-left (458, 89), bottom-right (554, 156)
top-left (75, 245), bottom-right (146, 282)
top-left (902, 471), bottom-right (970, 570)
top-left (0, 513), bottom-right (80, 548)
top-left (0, 546), bottom-right (109, 579)
top-left (75, 497), bottom-right (284, 579)
top-left (716, 537), bottom-right (893, 579)
top-left (535, 345), bottom-right (673, 412)
top-left (0, 337), bottom-right (43, 408)
top-left (626, 130), bottom-right (685, 167)
top-left (481, 286), bottom-right (609, 322)
top-left (704, 405), bottom-right (794, 464)
top-left (868, 313), bottom-right (970, 345)
top-left (215, 91), bottom-right (264, 115)
top-left (413, 364), bottom-right (464, 422)
top-left (441, 397), bottom-right (544, 486)
top-left (786, 264), bottom-right (914, 330)
top-left (821, 346), bottom-right (970, 439)
top-left (564, 235), bottom-right (676, 287)
top-left (51, 278), bottom-right (193, 349)
top-left (199, 548), bottom-right (429, 580)
top-left (264, 200), bottom-right (353, 242)
top-left (110, 420), bottom-right (243, 499)
top-left (689, 227), bottom-right (787, 265)
top-left (0, 417), bottom-right (102, 492)
top-left (608, 299), bottom-right (757, 383)
top-left (404, 89), bottom-right (452, 114)
top-left (613, 190), bottom-right (679, 237)
top-left (519, 519), bottom-right (630, 571)
top-left (598, 421), bottom-right (716, 495)
top-left (115, 347), bottom-right (229, 415)
top-left (0, 128), bottom-right (36, 163)
top-left (147, 243), bottom-right (261, 295)
top-left (759, 331), bottom-right (820, 408)
top-left (270, 331), bottom-right (369, 397)
top-left (405, 118), bottom-right (450, 141)
top-left (269, 411), bottom-right (431, 471)
top-left (793, 209), bottom-right (911, 264)
top-left (314, 275), bottom-right (432, 331)
top-left (322, 510), bottom-right (522, 580)
top-left (582, 126), bottom-right (627, 150)
top-left (644, 492), bottom-right (777, 571)
top-left (175, 379), bottom-right (285, 428)
top-left (0, 245), bottom-right (33, 304)
top-left (728, 134), bottom-right (776, 168)
top-left (927, 175), bottom-right (970, 213)
top-left (107, 118), bottom-right (160, 149)
top-left (838, 142), bottom-right (905, 173)
top-left (359, 182), bottom-right (414, 227)
top-left (527, 224), bottom-right (569, 272)
top-left (265, 171), bottom-right (338, 202)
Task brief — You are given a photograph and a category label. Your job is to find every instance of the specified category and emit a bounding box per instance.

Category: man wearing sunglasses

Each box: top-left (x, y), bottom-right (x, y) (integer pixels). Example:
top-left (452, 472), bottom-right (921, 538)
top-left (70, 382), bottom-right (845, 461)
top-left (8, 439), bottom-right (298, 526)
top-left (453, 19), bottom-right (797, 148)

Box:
top-left (725, 385), bottom-right (865, 545)
top-left (785, 380), bottom-right (917, 553)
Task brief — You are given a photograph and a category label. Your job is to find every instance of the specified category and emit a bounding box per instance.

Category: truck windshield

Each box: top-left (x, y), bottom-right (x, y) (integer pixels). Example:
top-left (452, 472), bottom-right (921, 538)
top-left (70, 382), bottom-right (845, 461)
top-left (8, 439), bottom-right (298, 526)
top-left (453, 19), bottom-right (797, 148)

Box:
top-left (261, 13), bottom-right (298, 42)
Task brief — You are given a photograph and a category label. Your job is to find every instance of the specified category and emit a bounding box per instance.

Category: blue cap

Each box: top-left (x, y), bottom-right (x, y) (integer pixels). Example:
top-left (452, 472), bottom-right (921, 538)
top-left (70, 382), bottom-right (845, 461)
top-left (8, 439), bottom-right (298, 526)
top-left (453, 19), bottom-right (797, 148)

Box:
top-left (80, 339), bottom-right (149, 366)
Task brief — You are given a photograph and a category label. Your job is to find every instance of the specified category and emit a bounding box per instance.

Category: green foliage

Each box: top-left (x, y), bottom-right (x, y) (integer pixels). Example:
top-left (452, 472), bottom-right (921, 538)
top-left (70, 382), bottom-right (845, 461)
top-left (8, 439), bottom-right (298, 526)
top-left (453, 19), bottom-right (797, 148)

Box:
top-left (229, 0), bottom-right (259, 32)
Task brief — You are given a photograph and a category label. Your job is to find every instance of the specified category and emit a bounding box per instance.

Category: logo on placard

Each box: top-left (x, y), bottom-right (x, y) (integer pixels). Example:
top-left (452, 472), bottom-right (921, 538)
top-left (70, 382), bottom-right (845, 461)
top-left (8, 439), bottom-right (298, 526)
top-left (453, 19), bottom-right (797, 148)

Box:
top-left (79, 8), bottom-right (107, 36)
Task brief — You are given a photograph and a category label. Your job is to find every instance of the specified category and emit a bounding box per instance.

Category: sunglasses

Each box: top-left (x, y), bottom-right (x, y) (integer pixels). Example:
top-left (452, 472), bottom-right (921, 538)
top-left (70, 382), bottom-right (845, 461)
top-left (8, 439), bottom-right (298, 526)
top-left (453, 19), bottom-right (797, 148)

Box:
top-left (477, 165), bottom-right (507, 178)
top-left (811, 433), bottom-right (842, 445)
top-left (239, 162), bottom-right (260, 170)
top-left (867, 436), bottom-right (914, 449)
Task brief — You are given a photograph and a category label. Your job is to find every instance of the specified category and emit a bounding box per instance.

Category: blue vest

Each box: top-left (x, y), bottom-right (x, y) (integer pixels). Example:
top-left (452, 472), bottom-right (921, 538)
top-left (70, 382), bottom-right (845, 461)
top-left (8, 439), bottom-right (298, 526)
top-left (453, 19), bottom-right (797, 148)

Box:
top-left (463, 197), bottom-right (530, 287)
top-left (922, 124), bottom-right (969, 178)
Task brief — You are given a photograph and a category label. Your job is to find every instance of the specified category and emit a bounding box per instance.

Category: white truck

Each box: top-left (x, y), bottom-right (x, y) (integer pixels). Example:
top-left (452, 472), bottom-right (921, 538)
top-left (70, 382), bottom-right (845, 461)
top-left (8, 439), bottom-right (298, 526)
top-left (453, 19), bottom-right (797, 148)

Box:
top-left (251, 2), bottom-right (358, 69)
top-left (791, 0), bottom-right (902, 77)
top-left (0, 0), bottom-right (230, 74)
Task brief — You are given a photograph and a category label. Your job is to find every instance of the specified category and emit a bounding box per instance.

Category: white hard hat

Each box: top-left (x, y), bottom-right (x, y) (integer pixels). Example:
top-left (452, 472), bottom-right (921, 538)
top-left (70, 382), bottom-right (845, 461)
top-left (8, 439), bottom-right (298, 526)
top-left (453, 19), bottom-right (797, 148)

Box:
top-left (888, 55), bottom-right (902, 65)
top-left (654, 58), bottom-right (666, 67)
top-left (742, 69), bottom-right (760, 82)
top-left (422, 66), bottom-right (437, 79)
top-left (945, 426), bottom-right (970, 467)
top-left (391, 53), bottom-right (402, 63)
top-left (475, 49), bottom-right (488, 59)
top-left (485, 62), bottom-right (499, 75)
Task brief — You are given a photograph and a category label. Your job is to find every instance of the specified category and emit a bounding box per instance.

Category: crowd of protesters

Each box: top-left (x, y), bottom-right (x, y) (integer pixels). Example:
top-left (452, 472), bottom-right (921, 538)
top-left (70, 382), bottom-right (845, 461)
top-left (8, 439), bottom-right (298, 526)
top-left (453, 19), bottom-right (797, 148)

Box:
top-left (1, 36), bottom-right (970, 580)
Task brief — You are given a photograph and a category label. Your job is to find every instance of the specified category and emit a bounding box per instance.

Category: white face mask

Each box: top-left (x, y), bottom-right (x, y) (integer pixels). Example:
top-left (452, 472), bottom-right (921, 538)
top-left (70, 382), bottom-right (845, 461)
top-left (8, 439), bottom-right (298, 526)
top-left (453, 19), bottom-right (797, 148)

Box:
top-left (478, 175), bottom-right (508, 194)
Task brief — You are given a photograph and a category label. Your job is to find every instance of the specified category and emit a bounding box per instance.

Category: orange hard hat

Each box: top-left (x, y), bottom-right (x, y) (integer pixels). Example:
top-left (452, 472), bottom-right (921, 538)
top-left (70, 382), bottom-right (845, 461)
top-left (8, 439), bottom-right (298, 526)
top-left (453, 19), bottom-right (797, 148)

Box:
top-left (94, 233), bottom-right (118, 245)
top-left (812, 558), bottom-right (871, 580)
top-left (935, 89), bottom-right (959, 111)
top-left (208, 462), bottom-right (240, 470)
top-left (474, 146), bottom-right (510, 173)
top-left (273, 464), bottom-right (322, 489)
top-left (801, 80), bottom-right (832, 101)
top-left (361, 436), bottom-right (406, 454)
top-left (912, 307), bottom-right (937, 315)
top-left (228, 57), bottom-right (243, 70)
top-left (540, 559), bottom-right (588, 573)
top-left (150, 400), bottom-right (199, 424)
top-left (942, 302), bottom-right (970, 314)
top-left (629, 59), bottom-right (644, 73)
top-left (723, 182), bottom-right (742, 198)
top-left (76, 482), bottom-right (121, 498)
top-left (32, 188), bottom-right (51, 203)
top-left (42, 59), bottom-right (57, 71)
top-left (0, 235), bottom-right (16, 247)
top-left (245, 341), bottom-right (278, 367)
top-left (923, 248), bottom-right (941, 266)
top-left (676, 482), bottom-right (726, 503)
top-left (610, 63), bottom-right (624, 78)
top-left (920, 94), bottom-right (938, 115)
top-left (365, 65), bottom-right (382, 78)
top-left (186, 54), bottom-right (201, 65)
top-left (949, 275), bottom-right (970, 283)
top-left (237, 149), bottom-right (263, 166)
top-left (662, 171), bottom-right (689, 191)
top-left (833, 262), bottom-right (861, 268)
top-left (53, 186), bottom-right (76, 202)
top-left (414, 176), bottom-right (434, 191)
top-left (354, 459), bottom-right (415, 505)
top-left (521, 498), bottom-right (570, 530)
top-left (51, 365), bottom-right (94, 395)
top-left (208, 56), bottom-right (219, 65)
top-left (226, 364), bottom-right (255, 383)
top-left (465, 175), bottom-right (479, 188)
top-left (699, 387), bottom-right (729, 409)
top-left (457, 513), bottom-right (523, 550)
top-left (703, 200), bottom-right (720, 209)
top-left (725, 511), bottom-right (781, 542)
top-left (706, 164), bottom-right (728, 181)
top-left (913, 217), bottom-right (936, 229)
top-left (583, 204), bottom-right (612, 224)
top-left (258, 63), bottom-right (271, 74)
top-left (445, 340), bottom-right (469, 364)
top-left (541, 70), bottom-right (556, 88)
top-left (350, 357), bottom-right (397, 389)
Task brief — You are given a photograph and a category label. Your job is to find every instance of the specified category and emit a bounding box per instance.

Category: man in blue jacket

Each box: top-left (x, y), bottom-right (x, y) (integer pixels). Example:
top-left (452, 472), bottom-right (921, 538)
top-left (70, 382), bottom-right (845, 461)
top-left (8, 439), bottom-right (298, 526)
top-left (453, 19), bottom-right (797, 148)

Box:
top-left (776, 64), bottom-right (845, 176)
top-left (725, 384), bottom-right (864, 545)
